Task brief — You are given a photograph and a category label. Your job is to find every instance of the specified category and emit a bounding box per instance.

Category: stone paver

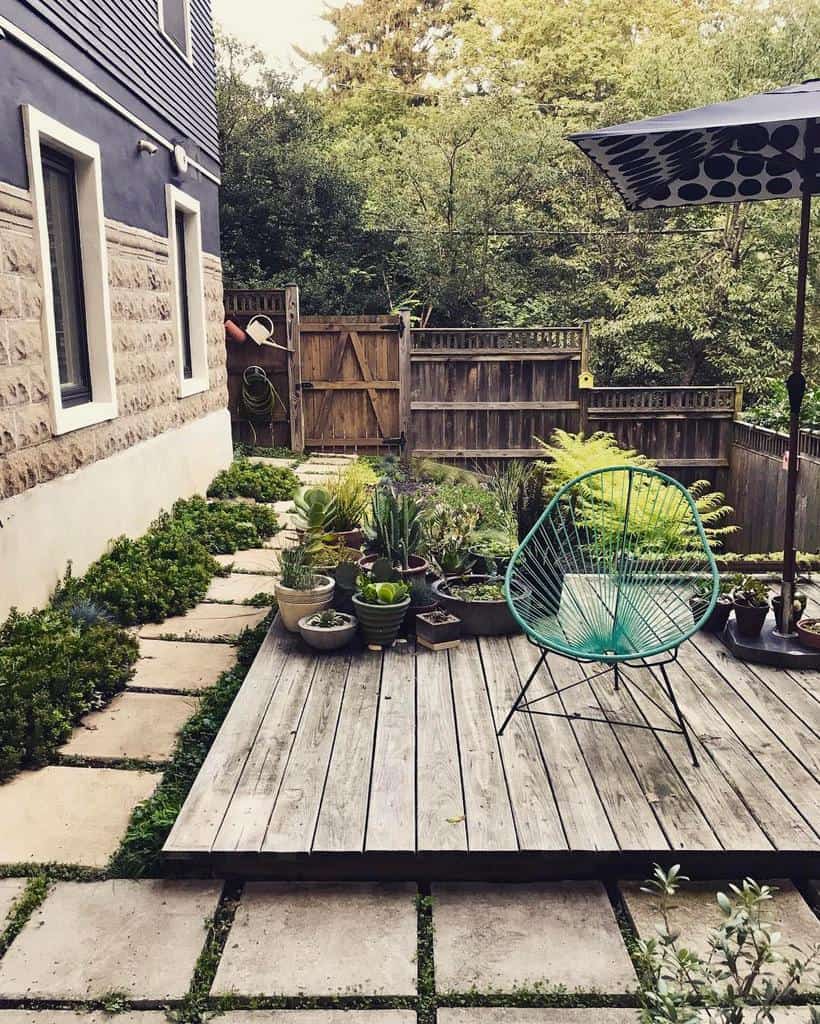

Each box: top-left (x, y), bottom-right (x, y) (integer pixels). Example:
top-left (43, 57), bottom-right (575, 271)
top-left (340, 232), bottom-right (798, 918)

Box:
top-left (0, 880), bottom-right (221, 1001)
top-left (59, 691), bottom-right (198, 763)
top-left (215, 548), bottom-right (280, 574)
top-left (0, 767), bottom-right (158, 867)
top-left (0, 1015), bottom-right (168, 1023)
top-left (273, 500), bottom-right (295, 513)
top-left (0, 879), bottom-right (27, 927)
top-left (432, 882), bottom-right (637, 995)
top-left (621, 879), bottom-right (820, 992)
top-left (266, 530), bottom-right (300, 550)
top-left (211, 882), bottom-right (418, 997)
top-left (206, 572), bottom-right (277, 604)
top-left (218, 1014), bottom-right (416, 1024)
top-left (249, 457), bottom-right (297, 469)
top-left (131, 638), bottom-right (237, 691)
top-left (139, 603), bottom-right (267, 639)
top-left (439, 1012), bottom-right (638, 1024)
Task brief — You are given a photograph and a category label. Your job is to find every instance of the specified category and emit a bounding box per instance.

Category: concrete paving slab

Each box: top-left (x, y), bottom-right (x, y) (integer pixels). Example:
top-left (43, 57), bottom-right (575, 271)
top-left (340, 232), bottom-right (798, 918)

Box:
top-left (215, 549), bottom-right (280, 574)
top-left (0, 880), bottom-right (221, 1001)
top-left (206, 573), bottom-right (277, 604)
top-left (266, 531), bottom-right (300, 550)
top-left (249, 457), bottom-right (297, 469)
top-left (218, 1014), bottom-right (416, 1024)
top-left (432, 882), bottom-right (637, 995)
top-left (0, 767), bottom-right (158, 867)
top-left (59, 691), bottom-right (198, 763)
top-left (0, 1014), bottom-right (168, 1024)
top-left (438, 1012), bottom-right (638, 1024)
top-left (211, 882), bottom-right (418, 997)
top-left (620, 880), bottom-right (820, 992)
top-left (0, 879), bottom-right (27, 926)
top-left (131, 638), bottom-right (237, 692)
top-left (139, 603), bottom-right (267, 640)
top-left (272, 500), bottom-right (295, 514)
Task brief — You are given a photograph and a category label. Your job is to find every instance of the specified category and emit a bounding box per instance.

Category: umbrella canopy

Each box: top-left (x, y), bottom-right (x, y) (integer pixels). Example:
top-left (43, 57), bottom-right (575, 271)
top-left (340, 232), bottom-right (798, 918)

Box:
top-left (568, 79), bottom-right (820, 211)
top-left (568, 80), bottom-right (820, 642)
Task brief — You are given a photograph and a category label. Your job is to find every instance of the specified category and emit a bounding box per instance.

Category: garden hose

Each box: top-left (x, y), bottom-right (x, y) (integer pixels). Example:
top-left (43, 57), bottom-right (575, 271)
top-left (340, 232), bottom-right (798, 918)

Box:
top-left (239, 365), bottom-right (287, 444)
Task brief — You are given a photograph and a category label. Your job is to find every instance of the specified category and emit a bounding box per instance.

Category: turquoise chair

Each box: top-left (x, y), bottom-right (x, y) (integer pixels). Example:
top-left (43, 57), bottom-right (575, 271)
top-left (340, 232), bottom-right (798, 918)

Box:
top-left (500, 465), bottom-right (719, 766)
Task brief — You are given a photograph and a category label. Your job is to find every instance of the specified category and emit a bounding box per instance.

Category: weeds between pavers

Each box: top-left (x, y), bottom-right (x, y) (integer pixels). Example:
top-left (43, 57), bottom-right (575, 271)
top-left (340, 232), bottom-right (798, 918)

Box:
top-left (109, 612), bottom-right (274, 877)
top-left (0, 875), bottom-right (49, 958)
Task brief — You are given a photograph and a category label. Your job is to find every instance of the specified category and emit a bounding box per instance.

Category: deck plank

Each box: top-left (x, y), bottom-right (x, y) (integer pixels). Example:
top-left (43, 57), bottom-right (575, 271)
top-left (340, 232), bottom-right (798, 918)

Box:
top-left (312, 650), bottom-right (382, 853)
top-left (366, 645), bottom-right (416, 852)
top-left (212, 643), bottom-right (318, 853)
top-left (416, 648), bottom-right (467, 852)
top-left (663, 654), bottom-right (820, 850)
top-left (262, 653), bottom-right (351, 853)
top-left (676, 642), bottom-right (820, 836)
top-left (480, 636), bottom-right (567, 851)
top-left (590, 667), bottom-right (721, 851)
top-left (509, 636), bottom-right (617, 851)
top-left (621, 656), bottom-right (772, 851)
top-left (449, 640), bottom-right (517, 852)
top-left (546, 653), bottom-right (669, 851)
top-left (163, 619), bottom-right (294, 855)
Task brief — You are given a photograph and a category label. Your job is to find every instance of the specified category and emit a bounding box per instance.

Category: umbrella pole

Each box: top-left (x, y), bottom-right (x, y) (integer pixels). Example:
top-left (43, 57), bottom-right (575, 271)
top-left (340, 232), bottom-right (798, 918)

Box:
top-left (779, 189), bottom-right (812, 636)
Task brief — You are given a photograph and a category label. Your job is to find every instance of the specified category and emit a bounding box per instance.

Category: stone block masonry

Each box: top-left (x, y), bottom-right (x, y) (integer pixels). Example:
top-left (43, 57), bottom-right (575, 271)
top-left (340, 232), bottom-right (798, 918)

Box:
top-left (0, 182), bottom-right (227, 502)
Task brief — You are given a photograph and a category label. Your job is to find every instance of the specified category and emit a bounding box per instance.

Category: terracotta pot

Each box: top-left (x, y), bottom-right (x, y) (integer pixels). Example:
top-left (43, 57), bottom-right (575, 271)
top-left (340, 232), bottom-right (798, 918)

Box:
top-left (331, 528), bottom-right (364, 549)
top-left (357, 553), bottom-right (429, 580)
top-left (224, 318), bottom-right (247, 344)
top-left (298, 612), bottom-right (358, 651)
top-left (274, 575), bottom-right (334, 632)
top-left (796, 618), bottom-right (820, 650)
top-left (352, 594), bottom-right (410, 647)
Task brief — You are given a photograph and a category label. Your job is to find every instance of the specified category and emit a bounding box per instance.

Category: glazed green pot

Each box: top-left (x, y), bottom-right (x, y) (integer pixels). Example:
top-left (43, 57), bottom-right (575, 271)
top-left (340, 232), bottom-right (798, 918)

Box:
top-left (352, 594), bottom-right (411, 647)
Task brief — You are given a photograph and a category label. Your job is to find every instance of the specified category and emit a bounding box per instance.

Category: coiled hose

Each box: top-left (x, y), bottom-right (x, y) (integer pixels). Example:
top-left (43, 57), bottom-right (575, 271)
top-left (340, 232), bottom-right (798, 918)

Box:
top-left (240, 365), bottom-right (286, 444)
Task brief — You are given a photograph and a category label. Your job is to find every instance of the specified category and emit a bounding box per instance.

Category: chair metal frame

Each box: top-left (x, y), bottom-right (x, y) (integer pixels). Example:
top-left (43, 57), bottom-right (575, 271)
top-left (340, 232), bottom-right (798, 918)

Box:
top-left (499, 465), bottom-right (720, 767)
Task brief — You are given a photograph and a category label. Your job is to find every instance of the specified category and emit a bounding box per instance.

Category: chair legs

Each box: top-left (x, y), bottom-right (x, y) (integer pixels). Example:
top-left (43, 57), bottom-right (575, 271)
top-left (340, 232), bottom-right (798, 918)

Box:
top-left (500, 646), bottom-right (699, 768)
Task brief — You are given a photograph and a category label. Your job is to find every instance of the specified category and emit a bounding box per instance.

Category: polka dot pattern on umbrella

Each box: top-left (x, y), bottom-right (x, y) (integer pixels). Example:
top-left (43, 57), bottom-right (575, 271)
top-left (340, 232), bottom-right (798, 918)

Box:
top-left (574, 119), bottom-right (817, 210)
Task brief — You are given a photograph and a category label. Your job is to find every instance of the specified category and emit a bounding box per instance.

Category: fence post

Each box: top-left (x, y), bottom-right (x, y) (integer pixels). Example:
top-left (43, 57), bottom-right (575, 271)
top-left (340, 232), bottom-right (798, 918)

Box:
top-left (284, 283), bottom-right (304, 453)
top-left (578, 320), bottom-right (593, 436)
top-left (733, 381), bottom-right (744, 420)
top-left (398, 308), bottom-right (412, 466)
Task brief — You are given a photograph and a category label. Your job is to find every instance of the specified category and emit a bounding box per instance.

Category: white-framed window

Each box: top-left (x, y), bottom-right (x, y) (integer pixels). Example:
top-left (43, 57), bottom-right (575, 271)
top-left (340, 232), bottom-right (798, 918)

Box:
top-left (23, 105), bottom-right (117, 436)
top-left (158, 0), bottom-right (193, 63)
top-left (166, 185), bottom-right (209, 397)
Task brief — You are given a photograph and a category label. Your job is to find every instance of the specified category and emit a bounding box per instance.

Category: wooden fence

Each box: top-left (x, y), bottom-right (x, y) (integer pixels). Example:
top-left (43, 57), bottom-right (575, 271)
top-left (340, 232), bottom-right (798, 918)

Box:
top-left (726, 421), bottom-right (820, 554)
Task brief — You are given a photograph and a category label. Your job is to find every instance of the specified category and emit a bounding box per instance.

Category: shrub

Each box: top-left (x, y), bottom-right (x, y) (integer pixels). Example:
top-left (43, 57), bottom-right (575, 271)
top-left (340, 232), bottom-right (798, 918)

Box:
top-left (0, 608), bottom-right (137, 779)
top-left (433, 482), bottom-right (506, 530)
top-left (170, 496), bottom-right (279, 554)
top-left (207, 457), bottom-right (298, 503)
top-left (55, 513), bottom-right (219, 625)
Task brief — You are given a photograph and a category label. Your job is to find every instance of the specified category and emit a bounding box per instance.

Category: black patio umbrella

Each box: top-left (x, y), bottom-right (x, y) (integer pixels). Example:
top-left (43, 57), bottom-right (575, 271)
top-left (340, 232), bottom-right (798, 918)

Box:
top-left (569, 79), bottom-right (819, 640)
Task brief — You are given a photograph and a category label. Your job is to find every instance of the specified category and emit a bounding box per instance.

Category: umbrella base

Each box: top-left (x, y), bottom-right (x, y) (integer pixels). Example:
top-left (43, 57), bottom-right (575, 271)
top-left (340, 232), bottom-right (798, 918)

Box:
top-left (723, 618), bottom-right (820, 669)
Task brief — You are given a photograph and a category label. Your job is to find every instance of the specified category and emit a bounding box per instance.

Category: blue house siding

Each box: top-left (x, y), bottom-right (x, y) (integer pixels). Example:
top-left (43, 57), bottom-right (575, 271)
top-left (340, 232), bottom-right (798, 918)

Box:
top-left (3, 0), bottom-right (219, 164)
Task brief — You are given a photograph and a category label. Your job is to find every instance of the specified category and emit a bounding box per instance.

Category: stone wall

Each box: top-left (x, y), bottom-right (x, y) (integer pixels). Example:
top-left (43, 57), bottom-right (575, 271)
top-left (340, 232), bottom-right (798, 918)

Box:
top-left (0, 181), bottom-right (227, 501)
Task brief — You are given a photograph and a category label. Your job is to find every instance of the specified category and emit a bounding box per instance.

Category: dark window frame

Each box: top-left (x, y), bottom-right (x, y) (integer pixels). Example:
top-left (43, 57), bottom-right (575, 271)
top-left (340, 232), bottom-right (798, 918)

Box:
top-left (41, 145), bottom-right (92, 408)
top-left (175, 207), bottom-right (194, 380)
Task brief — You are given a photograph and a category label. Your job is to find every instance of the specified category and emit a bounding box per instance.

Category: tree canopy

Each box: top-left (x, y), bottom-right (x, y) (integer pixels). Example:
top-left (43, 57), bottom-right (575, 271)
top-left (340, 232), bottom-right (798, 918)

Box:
top-left (216, 0), bottom-right (820, 390)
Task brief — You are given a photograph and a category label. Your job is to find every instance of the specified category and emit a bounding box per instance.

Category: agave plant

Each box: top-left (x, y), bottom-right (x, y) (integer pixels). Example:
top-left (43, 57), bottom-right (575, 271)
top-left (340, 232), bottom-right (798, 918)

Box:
top-left (363, 487), bottom-right (422, 569)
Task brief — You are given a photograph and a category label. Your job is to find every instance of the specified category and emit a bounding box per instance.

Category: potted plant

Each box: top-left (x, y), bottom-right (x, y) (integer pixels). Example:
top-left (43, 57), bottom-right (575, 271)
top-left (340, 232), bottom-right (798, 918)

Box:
top-left (731, 576), bottom-right (770, 638)
top-left (432, 574), bottom-right (528, 636)
top-left (422, 500), bottom-right (479, 577)
top-left (325, 462), bottom-right (374, 548)
top-left (796, 617), bottom-right (820, 650)
top-left (469, 529), bottom-right (516, 576)
top-left (771, 590), bottom-right (807, 630)
top-left (298, 609), bottom-right (358, 652)
top-left (405, 577), bottom-right (438, 636)
top-left (360, 487), bottom-right (428, 578)
top-left (352, 573), bottom-right (411, 648)
top-left (689, 576), bottom-right (733, 633)
top-left (416, 608), bottom-right (462, 650)
top-left (274, 540), bottom-right (334, 632)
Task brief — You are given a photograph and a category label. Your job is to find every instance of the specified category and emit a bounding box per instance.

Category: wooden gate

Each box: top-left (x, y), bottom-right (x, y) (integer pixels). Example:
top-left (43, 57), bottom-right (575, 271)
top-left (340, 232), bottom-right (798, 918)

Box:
top-left (295, 314), bottom-right (409, 453)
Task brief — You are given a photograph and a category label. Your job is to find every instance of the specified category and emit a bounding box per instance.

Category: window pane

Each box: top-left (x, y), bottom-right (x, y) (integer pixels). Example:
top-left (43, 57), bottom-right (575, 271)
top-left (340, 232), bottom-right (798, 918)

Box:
top-left (175, 208), bottom-right (193, 379)
top-left (163, 0), bottom-right (188, 53)
top-left (42, 148), bottom-right (91, 406)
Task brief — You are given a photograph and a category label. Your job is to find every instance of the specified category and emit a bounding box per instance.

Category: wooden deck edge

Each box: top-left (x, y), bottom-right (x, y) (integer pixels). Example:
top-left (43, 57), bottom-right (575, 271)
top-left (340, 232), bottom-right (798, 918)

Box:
top-left (160, 849), bottom-right (820, 882)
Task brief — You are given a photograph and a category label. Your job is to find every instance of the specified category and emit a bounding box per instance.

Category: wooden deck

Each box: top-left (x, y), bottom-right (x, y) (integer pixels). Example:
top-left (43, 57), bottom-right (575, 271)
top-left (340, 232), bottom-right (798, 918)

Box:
top-left (164, 584), bottom-right (820, 879)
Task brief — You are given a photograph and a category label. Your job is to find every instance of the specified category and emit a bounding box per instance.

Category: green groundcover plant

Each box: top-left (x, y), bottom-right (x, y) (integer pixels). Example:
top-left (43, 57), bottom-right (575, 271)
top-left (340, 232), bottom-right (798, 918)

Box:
top-left (207, 456), bottom-right (298, 503)
top-left (0, 607), bottom-right (138, 779)
top-left (171, 495), bottom-right (279, 554)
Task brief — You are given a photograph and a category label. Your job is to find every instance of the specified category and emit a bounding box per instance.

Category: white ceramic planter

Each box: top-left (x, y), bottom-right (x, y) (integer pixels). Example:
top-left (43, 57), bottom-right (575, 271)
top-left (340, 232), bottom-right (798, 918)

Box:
top-left (298, 612), bottom-right (358, 651)
top-left (275, 575), bottom-right (334, 632)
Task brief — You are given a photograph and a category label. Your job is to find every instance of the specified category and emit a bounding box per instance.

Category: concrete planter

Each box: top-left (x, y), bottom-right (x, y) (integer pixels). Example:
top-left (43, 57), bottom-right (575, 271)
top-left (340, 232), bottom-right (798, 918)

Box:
top-left (275, 575), bottom-right (334, 633)
top-left (298, 612), bottom-right (358, 651)
top-left (352, 594), bottom-right (410, 647)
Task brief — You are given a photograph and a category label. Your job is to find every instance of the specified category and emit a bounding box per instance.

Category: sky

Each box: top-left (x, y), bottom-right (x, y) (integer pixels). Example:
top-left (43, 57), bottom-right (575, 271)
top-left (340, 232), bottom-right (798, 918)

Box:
top-left (210, 0), bottom-right (341, 83)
